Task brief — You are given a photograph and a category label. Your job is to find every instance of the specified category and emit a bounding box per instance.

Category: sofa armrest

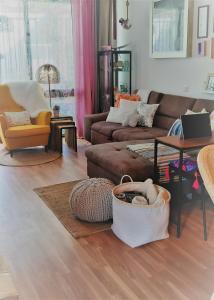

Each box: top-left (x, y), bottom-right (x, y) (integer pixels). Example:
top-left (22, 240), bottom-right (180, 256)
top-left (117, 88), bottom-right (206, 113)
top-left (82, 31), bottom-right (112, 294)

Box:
top-left (84, 112), bottom-right (109, 142)
top-left (31, 111), bottom-right (52, 126)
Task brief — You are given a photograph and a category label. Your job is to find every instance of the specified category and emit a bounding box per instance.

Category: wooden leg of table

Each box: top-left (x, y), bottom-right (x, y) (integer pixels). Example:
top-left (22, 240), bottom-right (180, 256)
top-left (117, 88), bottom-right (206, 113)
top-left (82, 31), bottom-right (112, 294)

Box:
top-left (177, 150), bottom-right (183, 238)
top-left (74, 126), bottom-right (77, 152)
top-left (60, 129), bottom-right (63, 154)
top-left (154, 140), bottom-right (158, 184)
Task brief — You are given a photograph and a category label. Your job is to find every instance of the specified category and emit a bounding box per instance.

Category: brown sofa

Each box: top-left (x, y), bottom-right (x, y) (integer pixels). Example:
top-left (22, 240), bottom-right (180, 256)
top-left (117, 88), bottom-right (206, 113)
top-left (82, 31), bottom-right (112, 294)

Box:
top-left (85, 91), bottom-right (214, 184)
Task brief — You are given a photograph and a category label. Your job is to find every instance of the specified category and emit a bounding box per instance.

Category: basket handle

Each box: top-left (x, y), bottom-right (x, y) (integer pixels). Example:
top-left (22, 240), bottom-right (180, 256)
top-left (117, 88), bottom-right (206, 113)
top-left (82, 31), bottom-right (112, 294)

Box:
top-left (120, 175), bottom-right (133, 184)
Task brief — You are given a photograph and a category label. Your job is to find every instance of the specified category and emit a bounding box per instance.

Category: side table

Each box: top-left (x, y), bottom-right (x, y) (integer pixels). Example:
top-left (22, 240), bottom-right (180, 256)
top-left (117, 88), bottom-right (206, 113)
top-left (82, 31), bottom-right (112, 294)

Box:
top-left (154, 134), bottom-right (214, 239)
top-left (49, 116), bottom-right (77, 153)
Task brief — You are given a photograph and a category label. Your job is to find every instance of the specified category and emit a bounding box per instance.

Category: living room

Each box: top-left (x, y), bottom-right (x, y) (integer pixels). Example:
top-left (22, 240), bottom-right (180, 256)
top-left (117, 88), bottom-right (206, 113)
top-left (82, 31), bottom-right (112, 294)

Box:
top-left (0, 0), bottom-right (214, 300)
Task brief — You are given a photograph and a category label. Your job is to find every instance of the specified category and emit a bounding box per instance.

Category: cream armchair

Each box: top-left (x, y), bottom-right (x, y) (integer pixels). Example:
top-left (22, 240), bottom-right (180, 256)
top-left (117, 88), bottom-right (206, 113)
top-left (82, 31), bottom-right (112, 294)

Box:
top-left (0, 84), bottom-right (51, 156)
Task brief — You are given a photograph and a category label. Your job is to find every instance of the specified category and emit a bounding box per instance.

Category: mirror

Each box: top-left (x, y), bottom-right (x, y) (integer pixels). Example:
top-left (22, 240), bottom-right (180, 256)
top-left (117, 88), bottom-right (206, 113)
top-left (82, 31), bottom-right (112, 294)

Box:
top-left (151, 0), bottom-right (190, 58)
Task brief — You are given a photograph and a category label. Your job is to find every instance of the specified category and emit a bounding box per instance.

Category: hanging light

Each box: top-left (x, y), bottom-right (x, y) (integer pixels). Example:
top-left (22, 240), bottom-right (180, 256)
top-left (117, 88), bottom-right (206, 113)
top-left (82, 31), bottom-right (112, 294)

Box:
top-left (119, 0), bottom-right (132, 30)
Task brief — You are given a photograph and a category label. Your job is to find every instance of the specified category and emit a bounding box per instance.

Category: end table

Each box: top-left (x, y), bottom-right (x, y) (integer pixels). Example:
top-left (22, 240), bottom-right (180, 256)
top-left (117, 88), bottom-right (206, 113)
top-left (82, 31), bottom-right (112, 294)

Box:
top-left (49, 116), bottom-right (77, 153)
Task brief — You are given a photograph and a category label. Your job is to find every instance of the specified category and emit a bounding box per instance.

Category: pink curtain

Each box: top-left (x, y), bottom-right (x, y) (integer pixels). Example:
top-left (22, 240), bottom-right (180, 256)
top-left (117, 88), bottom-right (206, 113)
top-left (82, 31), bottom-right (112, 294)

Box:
top-left (71, 0), bottom-right (96, 137)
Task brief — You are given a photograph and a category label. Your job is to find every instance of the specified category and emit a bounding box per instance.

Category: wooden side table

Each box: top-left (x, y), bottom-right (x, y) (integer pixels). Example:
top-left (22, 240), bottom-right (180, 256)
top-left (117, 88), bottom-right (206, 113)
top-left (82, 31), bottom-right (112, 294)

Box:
top-left (49, 116), bottom-right (77, 153)
top-left (57, 124), bottom-right (77, 153)
top-left (154, 134), bottom-right (214, 239)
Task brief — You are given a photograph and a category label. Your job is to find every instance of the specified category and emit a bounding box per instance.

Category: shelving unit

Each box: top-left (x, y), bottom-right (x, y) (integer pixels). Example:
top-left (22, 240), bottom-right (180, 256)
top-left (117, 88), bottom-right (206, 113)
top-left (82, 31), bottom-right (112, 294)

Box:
top-left (97, 50), bottom-right (132, 112)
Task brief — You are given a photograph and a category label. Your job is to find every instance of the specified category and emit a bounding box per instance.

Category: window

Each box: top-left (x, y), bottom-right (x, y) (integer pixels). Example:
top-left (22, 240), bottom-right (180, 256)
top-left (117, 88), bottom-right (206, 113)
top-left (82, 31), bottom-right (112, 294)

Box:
top-left (0, 0), bottom-right (75, 117)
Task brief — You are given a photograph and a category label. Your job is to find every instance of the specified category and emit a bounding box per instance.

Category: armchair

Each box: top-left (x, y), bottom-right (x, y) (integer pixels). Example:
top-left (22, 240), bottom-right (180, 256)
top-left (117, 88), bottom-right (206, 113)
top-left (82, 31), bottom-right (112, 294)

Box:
top-left (0, 83), bottom-right (51, 155)
top-left (0, 111), bottom-right (51, 155)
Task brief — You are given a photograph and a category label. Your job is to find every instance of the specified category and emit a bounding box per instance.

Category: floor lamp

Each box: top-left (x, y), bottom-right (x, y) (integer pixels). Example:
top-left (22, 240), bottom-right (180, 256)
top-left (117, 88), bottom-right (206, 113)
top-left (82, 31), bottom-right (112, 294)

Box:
top-left (36, 64), bottom-right (60, 108)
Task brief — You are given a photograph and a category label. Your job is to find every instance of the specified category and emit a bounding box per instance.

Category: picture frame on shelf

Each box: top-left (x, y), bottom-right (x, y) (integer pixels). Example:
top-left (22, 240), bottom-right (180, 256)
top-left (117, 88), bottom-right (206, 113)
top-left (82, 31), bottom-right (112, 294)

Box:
top-left (205, 74), bottom-right (214, 94)
top-left (197, 5), bottom-right (209, 39)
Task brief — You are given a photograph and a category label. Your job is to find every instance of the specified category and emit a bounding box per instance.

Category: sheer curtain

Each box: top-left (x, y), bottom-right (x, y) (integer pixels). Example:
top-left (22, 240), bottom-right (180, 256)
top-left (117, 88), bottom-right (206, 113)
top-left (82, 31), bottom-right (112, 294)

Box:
top-left (0, 0), bottom-right (75, 117)
top-left (0, 0), bottom-right (74, 88)
top-left (0, 0), bottom-right (29, 81)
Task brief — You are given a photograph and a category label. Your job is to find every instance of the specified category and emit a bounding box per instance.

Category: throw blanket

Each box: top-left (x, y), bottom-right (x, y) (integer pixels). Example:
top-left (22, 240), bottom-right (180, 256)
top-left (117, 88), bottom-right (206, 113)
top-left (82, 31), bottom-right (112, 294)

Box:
top-left (127, 143), bottom-right (198, 184)
top-left (168, 119), bottom-right (183, 137)
top-left (6, 81), bottom-right (50, 117)
top-left (127, 143), bottom-right (178, 158)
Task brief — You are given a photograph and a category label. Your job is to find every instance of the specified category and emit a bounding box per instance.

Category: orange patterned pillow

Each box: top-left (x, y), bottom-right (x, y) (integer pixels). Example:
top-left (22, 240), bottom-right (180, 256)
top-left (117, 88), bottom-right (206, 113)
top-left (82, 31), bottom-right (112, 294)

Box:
top-left (114, 93), bottom-right (140, 108)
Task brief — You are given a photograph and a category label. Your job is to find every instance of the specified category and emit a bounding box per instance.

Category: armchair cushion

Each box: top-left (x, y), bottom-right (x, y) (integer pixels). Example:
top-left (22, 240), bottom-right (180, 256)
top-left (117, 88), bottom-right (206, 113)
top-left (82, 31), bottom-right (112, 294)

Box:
top-left (5, 125), bottom-right (50, 138)
top-left (4, 111), bottom-right (31, 127)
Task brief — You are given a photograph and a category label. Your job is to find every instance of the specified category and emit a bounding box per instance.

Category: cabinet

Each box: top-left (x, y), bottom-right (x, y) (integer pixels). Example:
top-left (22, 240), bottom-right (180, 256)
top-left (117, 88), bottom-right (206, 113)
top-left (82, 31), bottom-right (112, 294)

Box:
top-left (97, 50), bottom-right (132, 112)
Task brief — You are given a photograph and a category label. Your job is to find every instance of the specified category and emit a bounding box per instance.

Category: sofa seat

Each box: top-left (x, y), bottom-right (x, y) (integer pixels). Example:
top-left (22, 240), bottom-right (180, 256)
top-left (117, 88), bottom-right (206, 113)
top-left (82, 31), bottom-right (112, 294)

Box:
top-left (112, 126), bottom-right (168, 142)
top-left (5, 125), bottom-right (50, 138)
top-left (85, 140), bottom-right (154, 184)
top-left (92, 121), bottom-right (124, 137)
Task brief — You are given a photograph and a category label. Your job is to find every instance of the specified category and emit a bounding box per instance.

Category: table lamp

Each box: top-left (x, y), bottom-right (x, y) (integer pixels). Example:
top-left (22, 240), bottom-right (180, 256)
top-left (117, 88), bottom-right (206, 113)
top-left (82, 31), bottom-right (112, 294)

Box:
top-left (36, 64), bottom-right (60, 107)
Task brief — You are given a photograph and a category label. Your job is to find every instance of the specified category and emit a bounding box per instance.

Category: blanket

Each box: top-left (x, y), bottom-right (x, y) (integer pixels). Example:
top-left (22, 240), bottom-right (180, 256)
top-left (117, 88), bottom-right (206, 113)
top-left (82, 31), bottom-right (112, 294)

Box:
top-left (127, 143), bottom-right (198, 184)
top-left (6, 81), bottom-right (50, 117)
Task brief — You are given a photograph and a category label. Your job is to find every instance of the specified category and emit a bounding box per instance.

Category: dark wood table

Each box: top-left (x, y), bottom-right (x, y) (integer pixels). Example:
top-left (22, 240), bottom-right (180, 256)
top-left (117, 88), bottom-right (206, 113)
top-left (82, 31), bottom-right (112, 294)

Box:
top-left (154, 134), bottom-right (214, 238)
top-left (49, 116), bottom-right (77, 153)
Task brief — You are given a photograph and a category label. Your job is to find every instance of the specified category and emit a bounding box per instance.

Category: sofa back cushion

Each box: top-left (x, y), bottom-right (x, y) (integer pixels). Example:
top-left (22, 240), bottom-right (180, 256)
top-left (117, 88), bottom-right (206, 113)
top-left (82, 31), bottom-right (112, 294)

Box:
top-left (147, 91), bottom-right (163, 104)
top-left (153, 94), bottom-right (196, 130)
top-left (192, 99), bottom-right (214, 113)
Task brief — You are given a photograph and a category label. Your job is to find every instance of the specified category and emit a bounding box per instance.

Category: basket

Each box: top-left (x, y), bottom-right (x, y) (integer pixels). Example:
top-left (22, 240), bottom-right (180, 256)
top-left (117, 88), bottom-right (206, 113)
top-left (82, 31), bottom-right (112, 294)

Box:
top-left (111, 175), bottom-right (171, 248)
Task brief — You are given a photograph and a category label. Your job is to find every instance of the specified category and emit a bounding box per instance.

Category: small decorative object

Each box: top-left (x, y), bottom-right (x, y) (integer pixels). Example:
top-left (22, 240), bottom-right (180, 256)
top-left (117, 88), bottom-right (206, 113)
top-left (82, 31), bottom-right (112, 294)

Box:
top-left (36, 64), bottom-right (60, 108)
top-left (119, 0), bottom-right (132, 30)
top-left (69, 178), bottom-right (115, 222)
top-left (53, 105), bottom-right (60, 117)
top-left (205, 74), bottom-right (214, 94)
top-left (197, 5), bottom-right (209, 39)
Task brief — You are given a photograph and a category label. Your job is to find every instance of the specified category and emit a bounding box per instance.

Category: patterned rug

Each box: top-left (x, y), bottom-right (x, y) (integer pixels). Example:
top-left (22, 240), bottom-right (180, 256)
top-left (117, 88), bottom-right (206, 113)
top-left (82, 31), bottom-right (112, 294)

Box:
top-left (34, 180), bottom-right (112, 238)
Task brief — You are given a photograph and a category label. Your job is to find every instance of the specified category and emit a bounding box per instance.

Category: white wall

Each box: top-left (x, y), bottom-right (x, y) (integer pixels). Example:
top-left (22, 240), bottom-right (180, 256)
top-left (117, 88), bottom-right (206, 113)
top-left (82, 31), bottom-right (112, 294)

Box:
top-left (117, 0), bottom-right (214, 100)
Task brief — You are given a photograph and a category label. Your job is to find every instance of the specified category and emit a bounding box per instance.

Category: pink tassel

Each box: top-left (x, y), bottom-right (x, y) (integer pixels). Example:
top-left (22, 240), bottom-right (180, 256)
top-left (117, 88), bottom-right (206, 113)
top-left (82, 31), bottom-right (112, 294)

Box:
top-left (192, 172), bottom-right (200, 190)
top-left (165, 166), bottom-right (170, 181)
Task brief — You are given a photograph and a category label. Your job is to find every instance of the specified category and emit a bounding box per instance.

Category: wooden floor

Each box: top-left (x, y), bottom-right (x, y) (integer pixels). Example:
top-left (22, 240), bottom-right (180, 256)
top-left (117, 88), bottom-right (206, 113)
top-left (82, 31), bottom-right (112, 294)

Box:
top-left (0, 140), bottom-right (214, 300)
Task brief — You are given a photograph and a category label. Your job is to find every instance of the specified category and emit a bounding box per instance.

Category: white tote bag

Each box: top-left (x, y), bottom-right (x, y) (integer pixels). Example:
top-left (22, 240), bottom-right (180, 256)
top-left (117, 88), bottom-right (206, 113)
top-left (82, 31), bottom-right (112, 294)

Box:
top-left (111, 175), bottom-right (171, 248)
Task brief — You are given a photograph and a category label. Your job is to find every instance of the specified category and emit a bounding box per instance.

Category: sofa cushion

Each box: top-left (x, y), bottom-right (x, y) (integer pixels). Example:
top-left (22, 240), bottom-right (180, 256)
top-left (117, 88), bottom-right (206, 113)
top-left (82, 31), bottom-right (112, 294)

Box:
top-left (112, 126), bottom-right (167, 142)
top-left (147, 91), bottom-right (163, 104)
top-left (5, 125), bottom-right (50, 138)
top-left (192, 99), bottom-right (214, 113)
top-left (91, 121), bottom-right (124, 137)
top-left (153, 94), bottom-right (196, 130)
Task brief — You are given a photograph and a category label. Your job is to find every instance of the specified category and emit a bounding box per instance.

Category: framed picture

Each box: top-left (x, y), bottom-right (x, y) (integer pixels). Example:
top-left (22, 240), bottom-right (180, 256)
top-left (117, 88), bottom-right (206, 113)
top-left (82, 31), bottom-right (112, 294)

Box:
top-left (197, 5), bottom-right (209, 38)
top-left (206, 74), bottom-right (214, 93)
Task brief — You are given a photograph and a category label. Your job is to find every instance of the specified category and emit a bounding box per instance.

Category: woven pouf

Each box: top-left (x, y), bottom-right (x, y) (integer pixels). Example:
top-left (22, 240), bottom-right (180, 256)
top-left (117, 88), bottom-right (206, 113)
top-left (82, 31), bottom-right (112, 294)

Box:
top-left (69, 178), bottom-right (115, 222)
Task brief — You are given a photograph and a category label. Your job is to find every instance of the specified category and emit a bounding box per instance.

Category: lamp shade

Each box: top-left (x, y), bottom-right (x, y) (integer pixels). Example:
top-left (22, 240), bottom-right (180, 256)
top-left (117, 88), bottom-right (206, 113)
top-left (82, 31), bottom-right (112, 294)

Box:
top-left (36, 64), bottom-right (60, 84)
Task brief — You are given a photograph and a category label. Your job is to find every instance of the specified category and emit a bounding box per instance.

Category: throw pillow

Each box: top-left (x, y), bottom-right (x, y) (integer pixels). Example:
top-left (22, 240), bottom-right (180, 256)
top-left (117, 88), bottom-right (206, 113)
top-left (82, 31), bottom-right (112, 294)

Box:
top-left (137, 103), bottom-right (159, 127)
top-left (4, 111), bottom-right (31, 127)
top-left (136, 89), bottom-right (151, 103)
top-left (185, 108), bottom-right (207, 115)
top-left (106, 107), bottom-right (124, 124)
top-left (114, 93), bottom-right (140, 108)
top-left (119, 99), bottom-right (139, 114)
top-left (122, 112), bottom-right (140, 127)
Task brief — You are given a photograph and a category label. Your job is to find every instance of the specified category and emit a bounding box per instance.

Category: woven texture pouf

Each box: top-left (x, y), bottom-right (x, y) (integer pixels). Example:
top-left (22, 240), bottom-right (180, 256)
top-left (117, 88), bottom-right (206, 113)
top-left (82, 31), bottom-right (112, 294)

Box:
top-left (69, 178), bottom-right (115, 222)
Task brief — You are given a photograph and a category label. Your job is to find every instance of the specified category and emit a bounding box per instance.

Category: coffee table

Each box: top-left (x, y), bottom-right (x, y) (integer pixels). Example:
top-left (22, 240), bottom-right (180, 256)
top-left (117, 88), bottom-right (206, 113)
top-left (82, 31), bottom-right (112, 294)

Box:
top-left (154, 134), bottom-right (214, 238)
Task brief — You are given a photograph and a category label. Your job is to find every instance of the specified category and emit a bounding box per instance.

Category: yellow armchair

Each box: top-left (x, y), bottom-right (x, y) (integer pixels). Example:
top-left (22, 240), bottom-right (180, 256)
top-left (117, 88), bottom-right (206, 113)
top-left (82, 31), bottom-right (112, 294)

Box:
top-left (0, 111), bottom-right (51, 154)
top-left (0, 84), bottom-right (52, 154)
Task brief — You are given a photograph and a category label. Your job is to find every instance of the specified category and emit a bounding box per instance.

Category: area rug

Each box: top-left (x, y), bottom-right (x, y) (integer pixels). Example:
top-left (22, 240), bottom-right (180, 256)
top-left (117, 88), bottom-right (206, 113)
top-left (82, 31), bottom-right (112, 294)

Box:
top-left (0, 148), bottom-right (61, 167)
top-left (34, 180), bottom-right (112, 238)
